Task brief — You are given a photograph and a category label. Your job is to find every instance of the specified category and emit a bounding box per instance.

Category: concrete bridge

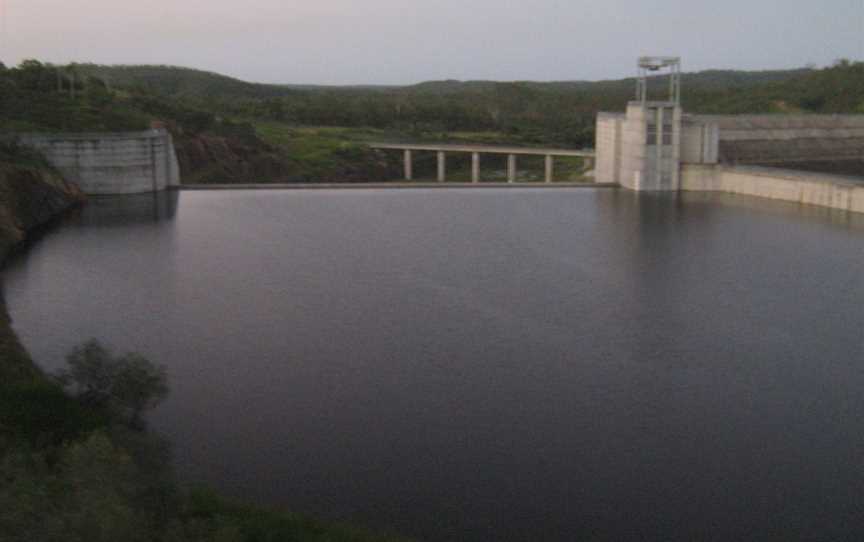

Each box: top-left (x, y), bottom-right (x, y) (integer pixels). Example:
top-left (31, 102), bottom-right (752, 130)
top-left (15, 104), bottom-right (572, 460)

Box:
top-left (369, 143), bottom-right (595, 183)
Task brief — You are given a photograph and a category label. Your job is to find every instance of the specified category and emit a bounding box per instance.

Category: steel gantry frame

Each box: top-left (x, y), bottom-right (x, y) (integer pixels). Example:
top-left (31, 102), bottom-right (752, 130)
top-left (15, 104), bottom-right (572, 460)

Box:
top-left (636, 56), bottom-right (681, 105)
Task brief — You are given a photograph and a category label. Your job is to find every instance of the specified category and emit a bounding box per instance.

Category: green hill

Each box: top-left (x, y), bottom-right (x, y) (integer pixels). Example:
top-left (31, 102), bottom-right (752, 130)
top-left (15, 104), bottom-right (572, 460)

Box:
top-left (75, 64), bottom-right (301, 100)
top-left (4, 58), bottom-right (863, 179)
top-left (65, 62), bottom-right (853, 148)
top-left (76, 63), bottom-right (813, 99)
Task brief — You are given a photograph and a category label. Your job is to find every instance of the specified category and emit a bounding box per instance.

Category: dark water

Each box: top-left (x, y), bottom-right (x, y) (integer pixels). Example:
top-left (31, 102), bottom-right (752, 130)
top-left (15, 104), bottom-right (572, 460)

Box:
top-left (5, 188), bottom-right (864, 541)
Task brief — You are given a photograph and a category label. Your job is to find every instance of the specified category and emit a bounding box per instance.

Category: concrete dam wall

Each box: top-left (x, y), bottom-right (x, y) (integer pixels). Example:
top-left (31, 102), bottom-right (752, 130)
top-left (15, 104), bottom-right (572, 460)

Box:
top-left (595, 101), bottom-right (864, 213)
top-left (14, 130), bottom-right (181, 195)
top-left (681, 164), bottom-right (864, 214)
top-left (598, 109), bottom-right (864, 183)
top-left (692, 114), bottom-right (864, 165)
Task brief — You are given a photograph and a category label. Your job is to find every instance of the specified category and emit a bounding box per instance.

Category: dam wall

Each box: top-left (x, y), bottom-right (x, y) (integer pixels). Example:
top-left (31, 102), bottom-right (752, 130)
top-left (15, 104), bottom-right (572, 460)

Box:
top-left (676, 115), bottom-right (864, 213)
top-left (596, 105), bottom-right (864, 212)
top-left (687, 114), bottom-right (864, 165)
top-left (13, 130), bottom-right (181, 195)
top-left (598, 110), bottom-right (864, 182)
top-left (681, 164), bottom-right (864, 213)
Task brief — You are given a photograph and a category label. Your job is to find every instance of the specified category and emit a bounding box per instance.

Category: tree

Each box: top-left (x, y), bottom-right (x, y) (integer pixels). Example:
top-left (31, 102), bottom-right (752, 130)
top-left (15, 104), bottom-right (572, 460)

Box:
top-left (60, 340), bottom-right (119, 404)
top-left (58, 340), bottom-right (168, 428)
top-left (111, 353), bottom-right (169, 427)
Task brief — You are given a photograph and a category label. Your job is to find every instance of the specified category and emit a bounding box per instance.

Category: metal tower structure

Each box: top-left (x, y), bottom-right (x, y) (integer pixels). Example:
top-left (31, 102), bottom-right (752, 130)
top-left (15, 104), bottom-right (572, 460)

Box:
top-left (636, 56), bottom-right (681, 104)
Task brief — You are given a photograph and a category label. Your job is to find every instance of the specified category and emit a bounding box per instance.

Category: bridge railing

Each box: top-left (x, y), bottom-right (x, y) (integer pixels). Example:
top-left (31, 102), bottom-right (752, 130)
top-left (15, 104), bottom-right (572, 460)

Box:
top-left (369, 143), bottom-right (595, 183)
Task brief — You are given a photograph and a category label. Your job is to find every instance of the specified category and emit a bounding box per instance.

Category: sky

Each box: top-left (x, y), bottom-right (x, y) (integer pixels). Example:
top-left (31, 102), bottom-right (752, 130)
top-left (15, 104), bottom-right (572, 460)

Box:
top-left (0, 0), bottom-right (861, 85)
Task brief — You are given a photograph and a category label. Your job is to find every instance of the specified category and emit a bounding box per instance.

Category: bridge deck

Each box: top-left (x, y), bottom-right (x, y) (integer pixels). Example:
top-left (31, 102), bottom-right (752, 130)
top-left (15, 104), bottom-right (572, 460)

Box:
top-left (179, 182), bottom-right (615, 190)
top-left (369, 143), bottom-right (594, 157)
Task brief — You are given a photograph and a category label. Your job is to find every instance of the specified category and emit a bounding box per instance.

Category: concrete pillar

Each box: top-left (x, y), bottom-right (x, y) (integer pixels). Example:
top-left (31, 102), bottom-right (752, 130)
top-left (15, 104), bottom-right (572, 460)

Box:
top-left (437, 151), bottom-right (446, 182)
top-left (656, 108), bottom-right (664, 187)
top-left (149, 137), bottom-right (159, 193)
top-left (472, 152), bottom-right (480, 183)
top-left (163, 133), bottom-right (172, 187)
top-left (507, 154), bottom-right (517, 183)
top-left (544, 155), bottom-right (554, 183)
top-left (404, 150), bottom-right (413, 181)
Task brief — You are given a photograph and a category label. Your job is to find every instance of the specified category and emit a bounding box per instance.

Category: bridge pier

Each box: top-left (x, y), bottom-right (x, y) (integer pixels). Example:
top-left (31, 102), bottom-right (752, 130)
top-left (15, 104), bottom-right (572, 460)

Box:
top-left (374, 143), bottom-right (595, 183)
top-left (404, 150), bottom-right (413, 181)
top-left (437, 151), bottom-right (446, 182)
top-left (472, 152), bottom-right (480, 183)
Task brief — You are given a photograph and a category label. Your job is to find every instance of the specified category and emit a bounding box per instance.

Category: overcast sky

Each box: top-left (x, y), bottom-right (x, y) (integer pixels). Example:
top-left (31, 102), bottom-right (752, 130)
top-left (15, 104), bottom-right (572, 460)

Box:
top-left (0, 0), bottom-right (860, 85)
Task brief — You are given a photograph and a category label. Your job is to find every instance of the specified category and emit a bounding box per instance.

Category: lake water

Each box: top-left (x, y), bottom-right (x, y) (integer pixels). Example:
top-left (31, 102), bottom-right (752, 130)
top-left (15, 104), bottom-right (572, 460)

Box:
top-left (5, 188), bottom-right (864, 541)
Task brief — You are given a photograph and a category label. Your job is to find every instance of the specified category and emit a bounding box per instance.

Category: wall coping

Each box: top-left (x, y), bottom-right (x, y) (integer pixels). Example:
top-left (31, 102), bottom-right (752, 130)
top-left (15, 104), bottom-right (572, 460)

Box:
top-left (8, 129), bottom-right (170, 142)
top-left (715, 164), bottom-right (864, 188)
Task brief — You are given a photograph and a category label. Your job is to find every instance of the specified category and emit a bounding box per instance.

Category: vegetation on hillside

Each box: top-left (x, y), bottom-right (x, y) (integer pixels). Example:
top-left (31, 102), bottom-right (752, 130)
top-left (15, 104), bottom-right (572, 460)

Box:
top-left (4, 59), bottom-right (864, 182)
top-left (0, 60), bottom-right (401, 183)
top-left (77, 61), bottom-right (864, 149)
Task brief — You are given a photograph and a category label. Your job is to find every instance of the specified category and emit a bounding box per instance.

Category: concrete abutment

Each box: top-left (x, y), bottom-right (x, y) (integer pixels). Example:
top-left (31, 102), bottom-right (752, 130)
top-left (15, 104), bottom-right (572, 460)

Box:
top-left (12, 129), bottom-right (181, 195)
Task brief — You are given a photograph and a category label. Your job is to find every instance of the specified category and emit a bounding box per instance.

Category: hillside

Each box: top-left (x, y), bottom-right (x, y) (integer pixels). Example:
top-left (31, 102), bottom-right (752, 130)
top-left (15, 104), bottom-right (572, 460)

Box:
top-left (0, 61), bottom-right (400, 184)
top-left (75, 64), bottom-right (301, 100)
top-left (404, 68), bottom-right (812, 95)
top-left (70, 62), bottom-right (861, 149)
top-left (4, 59), bottom-right (864, 181)
top-left (77, 63), bottom-right (812, 99)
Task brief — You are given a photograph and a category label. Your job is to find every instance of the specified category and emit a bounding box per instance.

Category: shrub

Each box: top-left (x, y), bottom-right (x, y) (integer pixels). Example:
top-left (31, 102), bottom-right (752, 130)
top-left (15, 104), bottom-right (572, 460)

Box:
top-left (58, 339), bottom-right (168, 428)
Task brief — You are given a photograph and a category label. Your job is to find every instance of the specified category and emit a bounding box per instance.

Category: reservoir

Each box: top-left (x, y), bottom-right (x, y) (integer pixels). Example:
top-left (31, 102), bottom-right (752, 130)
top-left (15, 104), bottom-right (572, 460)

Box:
top-left (5, 188), bottom-right (864, 541)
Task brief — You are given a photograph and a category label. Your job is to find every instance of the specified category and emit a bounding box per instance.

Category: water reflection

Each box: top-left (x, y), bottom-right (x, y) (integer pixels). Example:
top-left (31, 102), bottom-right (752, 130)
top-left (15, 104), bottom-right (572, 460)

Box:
top-left (73, 190), bottom-right (180, 227)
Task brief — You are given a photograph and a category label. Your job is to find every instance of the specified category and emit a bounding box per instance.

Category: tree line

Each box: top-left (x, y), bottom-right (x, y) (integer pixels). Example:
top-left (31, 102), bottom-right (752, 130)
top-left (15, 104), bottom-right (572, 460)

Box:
top-left (5, 59), bottom-right (864, 147)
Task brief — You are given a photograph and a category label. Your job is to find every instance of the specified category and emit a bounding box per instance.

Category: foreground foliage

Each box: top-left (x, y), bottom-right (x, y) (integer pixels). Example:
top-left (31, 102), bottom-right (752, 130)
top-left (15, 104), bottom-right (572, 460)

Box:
top-left (58, 339), bottom-right (169, 428)
top-left (0, 340), bottom-right (409, 542)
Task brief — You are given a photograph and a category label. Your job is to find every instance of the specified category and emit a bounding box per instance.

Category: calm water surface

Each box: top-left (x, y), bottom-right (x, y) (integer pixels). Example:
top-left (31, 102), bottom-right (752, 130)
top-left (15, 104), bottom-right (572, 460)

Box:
top-left (5, 188), bottom-right (864, 541)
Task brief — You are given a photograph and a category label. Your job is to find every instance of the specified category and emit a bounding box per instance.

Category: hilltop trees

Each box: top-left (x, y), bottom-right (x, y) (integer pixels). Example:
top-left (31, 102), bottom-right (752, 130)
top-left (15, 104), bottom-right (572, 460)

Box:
top-left (0, 60), bottom-right (142, 131)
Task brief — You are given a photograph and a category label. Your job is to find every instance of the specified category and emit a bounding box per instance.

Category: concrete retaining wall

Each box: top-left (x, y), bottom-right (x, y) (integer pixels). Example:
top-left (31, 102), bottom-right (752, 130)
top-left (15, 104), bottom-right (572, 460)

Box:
top-left (681, 163), bottom-right (864, 213)
top-left (13, 130), bottom-right (180, 195)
